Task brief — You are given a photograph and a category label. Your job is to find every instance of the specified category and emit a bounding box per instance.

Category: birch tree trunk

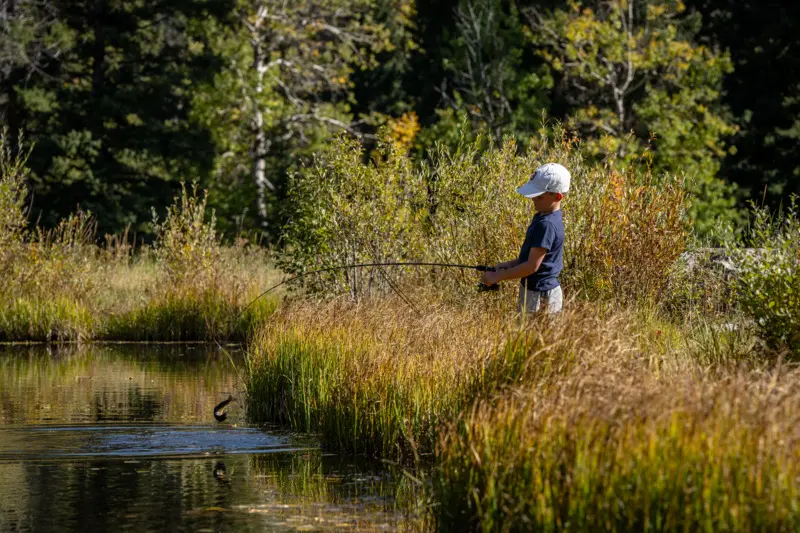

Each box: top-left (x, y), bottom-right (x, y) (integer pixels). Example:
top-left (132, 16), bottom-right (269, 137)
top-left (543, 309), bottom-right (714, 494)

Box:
top-left (249, 4), bottom-right (274, 227)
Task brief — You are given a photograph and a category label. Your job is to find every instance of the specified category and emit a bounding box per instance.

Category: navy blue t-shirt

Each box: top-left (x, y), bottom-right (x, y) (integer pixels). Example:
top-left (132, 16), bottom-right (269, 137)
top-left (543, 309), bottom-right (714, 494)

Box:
top-left (517, 210), bottom-right (564, 291)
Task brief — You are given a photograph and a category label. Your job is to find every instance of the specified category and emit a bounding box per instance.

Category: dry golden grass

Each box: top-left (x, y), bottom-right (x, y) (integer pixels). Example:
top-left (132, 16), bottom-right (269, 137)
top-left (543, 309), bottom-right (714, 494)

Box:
top-left (246, 294), bottom-right (799, 531)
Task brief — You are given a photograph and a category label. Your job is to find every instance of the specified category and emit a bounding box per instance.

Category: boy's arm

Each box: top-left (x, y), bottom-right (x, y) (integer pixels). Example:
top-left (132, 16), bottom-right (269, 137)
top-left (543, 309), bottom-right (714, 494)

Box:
top-left (495, 258), bottom-right (520, 270)
top-left (492, 247), bottom-right (547, 282)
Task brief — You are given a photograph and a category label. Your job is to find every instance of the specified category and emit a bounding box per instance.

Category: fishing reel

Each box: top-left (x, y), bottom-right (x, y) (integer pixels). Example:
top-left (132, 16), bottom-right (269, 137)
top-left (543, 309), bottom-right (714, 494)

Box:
top-left (476, 265), bottom-right (500, 292)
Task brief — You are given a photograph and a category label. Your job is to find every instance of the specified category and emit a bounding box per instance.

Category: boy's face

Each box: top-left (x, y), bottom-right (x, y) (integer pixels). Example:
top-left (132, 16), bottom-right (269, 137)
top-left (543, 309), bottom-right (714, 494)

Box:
top-left (532, 192), bottom-right (563, 213)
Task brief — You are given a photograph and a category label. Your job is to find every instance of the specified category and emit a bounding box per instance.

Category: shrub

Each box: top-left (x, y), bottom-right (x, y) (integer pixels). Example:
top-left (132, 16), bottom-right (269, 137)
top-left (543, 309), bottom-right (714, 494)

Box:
top-left (735, 199), bottom-right (800, 355)
top-left (0, 131), bottom-right (30, 281)
top-left (153, 183), bottom-right (222, 289)
top-left (280, 136), bottom-right (429, 296)
top-left (282, 129), bottom-right (689, 306)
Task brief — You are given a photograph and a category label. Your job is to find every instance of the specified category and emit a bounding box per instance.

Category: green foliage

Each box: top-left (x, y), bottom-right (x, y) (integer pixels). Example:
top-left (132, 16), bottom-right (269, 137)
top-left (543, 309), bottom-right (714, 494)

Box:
top-left (191, 0), bottom-right (407, 234)
top-left (527, 0), bottom-right (739, 234)
top-left (153, 184), bottom-right (221, 288)
top-left (436, 0), bottom-right (552, 142)
top-left (0, 297), bottom-right (95, 342)
top-left (283, 128), bottom-right (689, 305)
top-left (0, 131), bottom-right (29, 263)
top-left (9, 0), bottom-right (226, 236)
top-left (734, 199), bottom-right (800, 355)
top-left (281, 135), bottom-right (429, 295)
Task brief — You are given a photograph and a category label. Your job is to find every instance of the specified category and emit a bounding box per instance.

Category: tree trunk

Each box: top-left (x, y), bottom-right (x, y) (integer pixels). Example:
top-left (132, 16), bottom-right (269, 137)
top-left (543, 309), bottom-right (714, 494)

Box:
top-left (252, 104), bottom-right (272, 227)
top-left (250, 8), bottom-right (274, 228)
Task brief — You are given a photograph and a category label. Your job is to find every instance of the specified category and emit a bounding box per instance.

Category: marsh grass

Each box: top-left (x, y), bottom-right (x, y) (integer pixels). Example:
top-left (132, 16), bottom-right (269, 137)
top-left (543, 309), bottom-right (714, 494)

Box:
top-left (0, 297), bottom-right (95, 342)
top-left (246, 296), bottom-right (797, 530)
top-left (245, 297), bottom-right (725, 460)
top-left (247, 295), bottom-right (515, 461)
top-left (0, 166), bottom-right (281, 342)
top-left (435, 367), bottom-right (800, 532)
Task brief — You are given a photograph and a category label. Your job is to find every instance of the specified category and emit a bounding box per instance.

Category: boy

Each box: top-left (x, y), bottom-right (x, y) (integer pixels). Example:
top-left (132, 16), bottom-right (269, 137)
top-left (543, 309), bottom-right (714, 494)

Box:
top-left (480, 162), bottom-right (570, 314)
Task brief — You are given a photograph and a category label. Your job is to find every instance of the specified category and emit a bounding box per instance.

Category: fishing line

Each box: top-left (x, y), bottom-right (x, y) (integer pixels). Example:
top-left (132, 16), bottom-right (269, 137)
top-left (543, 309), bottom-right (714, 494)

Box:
top-left (211, 261), bottom-right (497, 410)
top-left (232, 261), bottom-right (497, 326)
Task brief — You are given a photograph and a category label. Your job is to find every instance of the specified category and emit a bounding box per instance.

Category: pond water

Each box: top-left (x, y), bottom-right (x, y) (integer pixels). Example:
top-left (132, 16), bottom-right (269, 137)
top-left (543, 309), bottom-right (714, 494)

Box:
top-left (0, 345), bottom-right (422, 532)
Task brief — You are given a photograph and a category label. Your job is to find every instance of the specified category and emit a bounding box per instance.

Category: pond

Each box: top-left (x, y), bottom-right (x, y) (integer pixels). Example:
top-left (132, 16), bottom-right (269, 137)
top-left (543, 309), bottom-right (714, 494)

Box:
top-left (0, 344), bottom-right (422, 532)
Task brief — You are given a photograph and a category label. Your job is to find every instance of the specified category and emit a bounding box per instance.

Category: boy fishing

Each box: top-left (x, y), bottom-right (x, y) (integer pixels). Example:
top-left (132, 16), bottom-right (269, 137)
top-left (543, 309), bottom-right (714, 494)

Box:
top-left (480, 163), bottom-right (570, 314)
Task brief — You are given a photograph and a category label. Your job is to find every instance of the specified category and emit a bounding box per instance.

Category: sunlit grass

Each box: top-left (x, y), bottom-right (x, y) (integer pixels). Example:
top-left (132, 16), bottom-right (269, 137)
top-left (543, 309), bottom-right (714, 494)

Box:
top-left (0, 296), bottom-right (95, 342)
top-left (246, 295), bottom-right (798, 530)
top-left (435, 368), bottom-right (800, 532)
top-left (247, 295), bottom-right (515, 461)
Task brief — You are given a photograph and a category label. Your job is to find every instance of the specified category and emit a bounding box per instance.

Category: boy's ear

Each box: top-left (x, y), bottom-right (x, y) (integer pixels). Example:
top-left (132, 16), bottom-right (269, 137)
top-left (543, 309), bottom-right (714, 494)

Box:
top-left (555, 192), bottom-right (564, 201)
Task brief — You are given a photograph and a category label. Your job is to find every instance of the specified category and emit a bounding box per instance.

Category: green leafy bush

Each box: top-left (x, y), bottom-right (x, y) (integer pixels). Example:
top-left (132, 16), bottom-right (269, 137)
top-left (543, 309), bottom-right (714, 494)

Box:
top-left (735, 199), bottom-right (800, 355)
top-left (281, 136), bottom-right (429, 296)
top-left (282, 129), bottom-right (689, 305)
top-left (153, 183), bottom-right (222, 289)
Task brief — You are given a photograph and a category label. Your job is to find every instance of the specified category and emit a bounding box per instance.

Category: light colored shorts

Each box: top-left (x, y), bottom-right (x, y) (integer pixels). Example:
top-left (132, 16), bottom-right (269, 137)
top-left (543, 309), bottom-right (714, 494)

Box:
top-left (517, 285), bottom-right (563, 314)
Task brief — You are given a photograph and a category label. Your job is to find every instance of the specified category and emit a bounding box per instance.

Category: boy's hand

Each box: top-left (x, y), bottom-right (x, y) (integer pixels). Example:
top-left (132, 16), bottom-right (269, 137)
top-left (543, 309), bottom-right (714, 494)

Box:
top-left (481, 271), bottom-right (499, 286)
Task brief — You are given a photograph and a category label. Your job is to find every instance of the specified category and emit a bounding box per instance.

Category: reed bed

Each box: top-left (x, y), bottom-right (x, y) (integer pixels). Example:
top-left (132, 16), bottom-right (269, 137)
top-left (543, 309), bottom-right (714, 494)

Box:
top-left (435, 367), bottom-right (800, 532)
top-left (247, 293), bottom-right (519, 461)
top-left (246, 296), bottom-right (798, 531)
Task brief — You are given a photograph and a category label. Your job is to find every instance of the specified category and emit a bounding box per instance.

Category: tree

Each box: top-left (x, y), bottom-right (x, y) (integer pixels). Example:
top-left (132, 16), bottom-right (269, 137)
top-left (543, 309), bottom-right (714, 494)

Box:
top-left (192, 0), bottom-right (408, 234)
top-left (10, 0), bottom-right (232, 237)
top-left (412, 0), bottom-right (551, 150)
top-left (0, 0), bottom-right (73, 136)
top-left (522, 0), bottom-right (738, 233)
top-left (689, 0), bottom-right (800, 205)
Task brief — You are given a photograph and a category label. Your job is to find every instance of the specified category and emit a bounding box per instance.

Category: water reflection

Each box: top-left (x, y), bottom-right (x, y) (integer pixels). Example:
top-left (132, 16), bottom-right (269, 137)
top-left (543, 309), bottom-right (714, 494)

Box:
top-left (0, 344), bottom-right (243, 426)
top-left (0, 345), bottom-right (423, 532)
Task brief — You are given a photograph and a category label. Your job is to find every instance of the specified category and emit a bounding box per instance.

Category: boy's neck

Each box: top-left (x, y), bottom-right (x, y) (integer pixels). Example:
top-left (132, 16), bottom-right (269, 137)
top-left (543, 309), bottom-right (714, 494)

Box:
top-left (536, 203), bottom-right (561, 215)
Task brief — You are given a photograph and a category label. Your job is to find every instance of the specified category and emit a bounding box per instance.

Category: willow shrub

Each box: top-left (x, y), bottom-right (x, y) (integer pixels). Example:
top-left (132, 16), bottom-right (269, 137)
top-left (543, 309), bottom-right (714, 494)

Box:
top-left (735, 198), bottom-right (800, 356)
top-left (0, 132), bottom-right (29, 266)
top-left (280, 136), bottom-right (430, 296)
top-left (282, 130), bottom-right (688, 305)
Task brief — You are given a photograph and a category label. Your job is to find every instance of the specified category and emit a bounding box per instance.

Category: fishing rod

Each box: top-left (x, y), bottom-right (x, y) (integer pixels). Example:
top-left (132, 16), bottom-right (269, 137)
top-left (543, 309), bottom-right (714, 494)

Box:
top-left (235, 261), bottom-right (499, 324)
top-left (211, 261), bottom-right (498, 420)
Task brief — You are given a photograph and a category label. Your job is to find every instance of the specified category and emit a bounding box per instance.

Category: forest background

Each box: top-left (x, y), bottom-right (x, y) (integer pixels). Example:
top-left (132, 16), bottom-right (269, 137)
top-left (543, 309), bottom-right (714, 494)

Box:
top-left (2, 0), bottom-right (798, 242)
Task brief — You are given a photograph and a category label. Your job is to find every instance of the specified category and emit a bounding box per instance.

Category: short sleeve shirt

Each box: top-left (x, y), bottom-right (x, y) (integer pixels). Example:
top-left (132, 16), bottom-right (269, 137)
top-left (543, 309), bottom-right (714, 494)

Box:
top-left (517, 210), bottom-right (564, 291)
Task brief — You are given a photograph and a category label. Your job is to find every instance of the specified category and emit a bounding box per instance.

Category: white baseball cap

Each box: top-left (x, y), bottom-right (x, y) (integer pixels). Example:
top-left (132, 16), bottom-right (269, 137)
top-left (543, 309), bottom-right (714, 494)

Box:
top-left (516, 163), bottom-right (571, 198)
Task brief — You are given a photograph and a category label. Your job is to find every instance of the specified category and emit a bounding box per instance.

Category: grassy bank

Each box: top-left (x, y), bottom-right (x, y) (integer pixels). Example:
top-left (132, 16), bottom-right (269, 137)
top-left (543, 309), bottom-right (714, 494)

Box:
top-left (0, 249), bottom-right (280, 343)
top-left (246, 296), bottom-right (798, 530)
top-left (0, 144), bottom-right (281, 342)
top-left (435, 350), bottom-right (799, 531)
top-left (247, 295), bottom-right (510, 460)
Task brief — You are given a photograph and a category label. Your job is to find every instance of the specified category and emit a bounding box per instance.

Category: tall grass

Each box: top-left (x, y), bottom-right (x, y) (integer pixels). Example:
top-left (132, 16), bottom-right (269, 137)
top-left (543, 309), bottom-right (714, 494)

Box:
top-left (247, 295), bottom-right (511, 461)
top-left (246, 296), bottom-right (798, 530)
top-left (435, 368), bottom-right (799, 532)
top-left (0, 138), bottom-right (280, 342)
